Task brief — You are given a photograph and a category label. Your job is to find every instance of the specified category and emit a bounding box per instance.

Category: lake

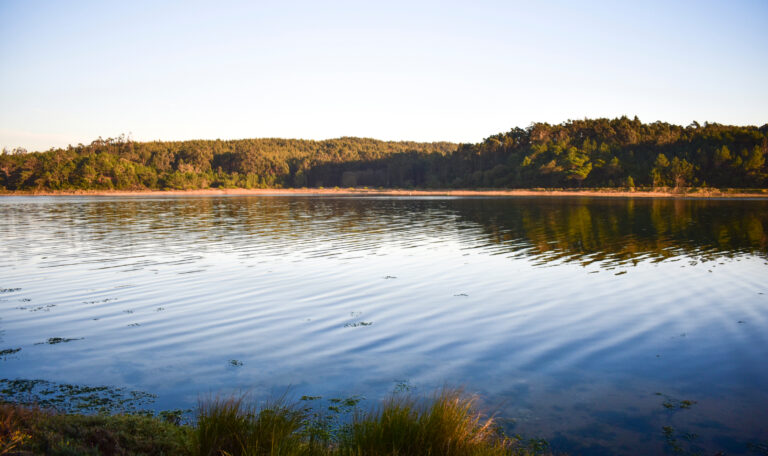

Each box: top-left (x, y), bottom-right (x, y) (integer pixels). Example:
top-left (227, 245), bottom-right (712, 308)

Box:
top-left (1, 195), bottom-right (766, 455)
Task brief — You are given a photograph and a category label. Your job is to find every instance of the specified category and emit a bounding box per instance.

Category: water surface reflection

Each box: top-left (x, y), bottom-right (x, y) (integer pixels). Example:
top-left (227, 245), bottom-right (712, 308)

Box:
top-left (0, 196), bottom-right (766, 455)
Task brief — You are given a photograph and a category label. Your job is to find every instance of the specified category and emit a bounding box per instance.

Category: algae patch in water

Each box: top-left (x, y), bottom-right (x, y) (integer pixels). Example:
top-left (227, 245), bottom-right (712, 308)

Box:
top-left (82, 298), bottom-right (117, 304)
top-left (344, 321), bottom-right (373, 327)
top-left (345, 311), bottom-right (372, 327)
top-left (1, 347), bottom-right (21, 358)
top-left (0, 378), bottom-right (156, 414)
top-left (655, 392), bottom-right (697, 410)
top-left (16, 303), bottom-right (56, 312)
top-left (35, 337), bottom-right (83, 345)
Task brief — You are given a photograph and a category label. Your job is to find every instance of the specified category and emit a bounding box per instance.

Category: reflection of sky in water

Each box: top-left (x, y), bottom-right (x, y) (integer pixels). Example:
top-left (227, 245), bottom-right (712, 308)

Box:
top-left (0, 196), bottom-right (767, 455)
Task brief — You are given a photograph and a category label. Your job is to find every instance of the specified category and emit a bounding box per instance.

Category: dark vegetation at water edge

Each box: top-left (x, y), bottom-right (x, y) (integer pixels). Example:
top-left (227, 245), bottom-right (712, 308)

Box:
top-left (1, 117), bottom-right (766, 191)
top-left (0, 390), bottom-right (549, 456)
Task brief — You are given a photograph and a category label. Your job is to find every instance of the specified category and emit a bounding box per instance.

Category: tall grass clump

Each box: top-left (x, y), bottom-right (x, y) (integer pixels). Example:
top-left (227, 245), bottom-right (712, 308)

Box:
top-left (341, 388), bottom-right (517, 456)
top-left (195, 394), bottom-right (308, 456)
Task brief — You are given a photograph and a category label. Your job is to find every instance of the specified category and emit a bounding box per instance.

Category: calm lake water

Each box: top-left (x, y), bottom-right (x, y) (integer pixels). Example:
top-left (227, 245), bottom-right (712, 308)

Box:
top-left (1, 195), bottom-right (767, 454)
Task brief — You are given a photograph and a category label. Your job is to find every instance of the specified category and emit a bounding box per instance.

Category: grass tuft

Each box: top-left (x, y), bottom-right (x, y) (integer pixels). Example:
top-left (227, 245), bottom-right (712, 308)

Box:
top-left (195, 394), bottom-right (307, 456)
top-left (341, 388), bottom-right (515, 456)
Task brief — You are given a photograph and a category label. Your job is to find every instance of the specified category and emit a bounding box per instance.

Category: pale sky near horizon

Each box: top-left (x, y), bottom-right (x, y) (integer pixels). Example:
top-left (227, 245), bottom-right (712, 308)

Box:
top-left (1, 0), bottom-right (767, 152)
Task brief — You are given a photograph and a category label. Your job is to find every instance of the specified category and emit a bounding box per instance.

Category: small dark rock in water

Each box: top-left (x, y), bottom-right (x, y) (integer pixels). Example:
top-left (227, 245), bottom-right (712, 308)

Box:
top-left (614, 271), bottom-right (627, 275)
top-left (454, 293), bottom-right (469, 297)
top-left (36, 337), bottom-right (83, 345)
top-left (1, 347), bottom-right (22, 357)
top-left (127, 323), bottom-right (141, 327)
top-left (0, 288), bottom-right (22, 293)
top-left (384, 275), bottom-right (397, 279)
top-left (229, 359), bottom-right (243, 367)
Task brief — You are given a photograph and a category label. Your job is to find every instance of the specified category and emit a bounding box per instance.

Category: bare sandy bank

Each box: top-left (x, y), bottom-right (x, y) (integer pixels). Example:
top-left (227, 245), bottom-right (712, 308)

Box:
top-left (3, 188), bottom-right (768, 198)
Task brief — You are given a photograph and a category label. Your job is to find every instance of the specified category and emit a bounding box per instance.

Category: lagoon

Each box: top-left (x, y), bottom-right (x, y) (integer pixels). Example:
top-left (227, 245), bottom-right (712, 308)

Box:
top-left (1, 195), bottom-right (767, 455)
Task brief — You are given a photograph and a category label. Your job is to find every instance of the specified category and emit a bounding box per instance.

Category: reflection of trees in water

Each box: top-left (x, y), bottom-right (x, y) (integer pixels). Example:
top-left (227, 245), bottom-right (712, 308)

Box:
top-left (9, 197), bottom-right (766, 268)
top-left (452, 198), bottom-right (768, 266)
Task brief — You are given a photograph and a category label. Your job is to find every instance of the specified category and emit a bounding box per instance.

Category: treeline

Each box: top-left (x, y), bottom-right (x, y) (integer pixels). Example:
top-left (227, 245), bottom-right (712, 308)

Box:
top-left (1, 117), bottom-right (766, 191)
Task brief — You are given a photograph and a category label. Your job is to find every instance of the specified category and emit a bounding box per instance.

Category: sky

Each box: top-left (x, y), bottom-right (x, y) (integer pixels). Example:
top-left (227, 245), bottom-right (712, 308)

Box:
top-left (1, 0), bottom-right (767, 152)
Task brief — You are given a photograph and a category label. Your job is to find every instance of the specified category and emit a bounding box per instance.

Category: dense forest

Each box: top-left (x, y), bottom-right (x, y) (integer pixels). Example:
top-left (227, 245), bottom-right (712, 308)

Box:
top-left (1, 117), bottom-right (766, 191)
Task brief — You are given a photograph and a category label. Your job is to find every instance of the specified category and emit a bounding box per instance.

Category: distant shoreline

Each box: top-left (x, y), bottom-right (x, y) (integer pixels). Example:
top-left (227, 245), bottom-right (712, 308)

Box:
top-left (2, 187), bottom-right (768, 198)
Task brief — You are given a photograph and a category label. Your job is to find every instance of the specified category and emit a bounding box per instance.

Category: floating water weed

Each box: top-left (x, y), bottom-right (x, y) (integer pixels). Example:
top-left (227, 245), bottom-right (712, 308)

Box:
top-left (35, 337), bottom-right (83, 345)
top-left (656, 393), bottom-right (697, 411)
top-left (82, 298), bottom-right (117, 304)
top-left (17, 304), bottom-right (56, 312)
top-left (0, 348), bottom-right (21, 359)
top-left (0, 379), bottom-right (155, 414)
top-left (344, 322), bottom-right (372, 328)
top-left (661, 425), bottom-right (706, 456)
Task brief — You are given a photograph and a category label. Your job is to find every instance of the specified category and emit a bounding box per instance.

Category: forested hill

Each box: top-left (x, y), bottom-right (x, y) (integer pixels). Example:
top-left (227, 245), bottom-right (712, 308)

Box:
top-left (1, 117), bottom-right (767, 191)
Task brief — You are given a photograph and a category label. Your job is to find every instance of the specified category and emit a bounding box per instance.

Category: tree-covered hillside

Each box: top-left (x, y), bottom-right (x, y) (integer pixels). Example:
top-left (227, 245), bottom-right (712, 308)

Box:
top-left (1, 117), bottom-right (766, 191)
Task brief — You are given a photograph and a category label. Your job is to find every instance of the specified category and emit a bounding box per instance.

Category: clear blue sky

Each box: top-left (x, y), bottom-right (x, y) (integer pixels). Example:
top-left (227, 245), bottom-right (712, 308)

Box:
top-left (1, 0), bottom-right (767, 151)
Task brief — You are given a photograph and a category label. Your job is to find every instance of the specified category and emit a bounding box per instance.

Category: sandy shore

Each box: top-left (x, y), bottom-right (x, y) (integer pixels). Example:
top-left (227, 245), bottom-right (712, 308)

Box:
top-left (3, 188), bottom-right (767, 198)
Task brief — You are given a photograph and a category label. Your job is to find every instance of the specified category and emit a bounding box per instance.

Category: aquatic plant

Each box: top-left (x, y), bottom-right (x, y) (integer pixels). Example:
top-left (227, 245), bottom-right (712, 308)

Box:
top-left (0, 379), bottom-right (155, 414)
top-left (35, 337), bottom-right (83, 345)
top-left (0, 348), bottom-right (21, 359)
top-left (343, 322), bottom-right (372, 328)
top-left (655, 393), bottom-right (697, 411)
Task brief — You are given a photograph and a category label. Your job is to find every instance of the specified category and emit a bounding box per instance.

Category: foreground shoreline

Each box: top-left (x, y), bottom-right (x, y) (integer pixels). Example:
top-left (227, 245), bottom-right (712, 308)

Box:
top-left (2, 187), bottom-right (768, 198)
